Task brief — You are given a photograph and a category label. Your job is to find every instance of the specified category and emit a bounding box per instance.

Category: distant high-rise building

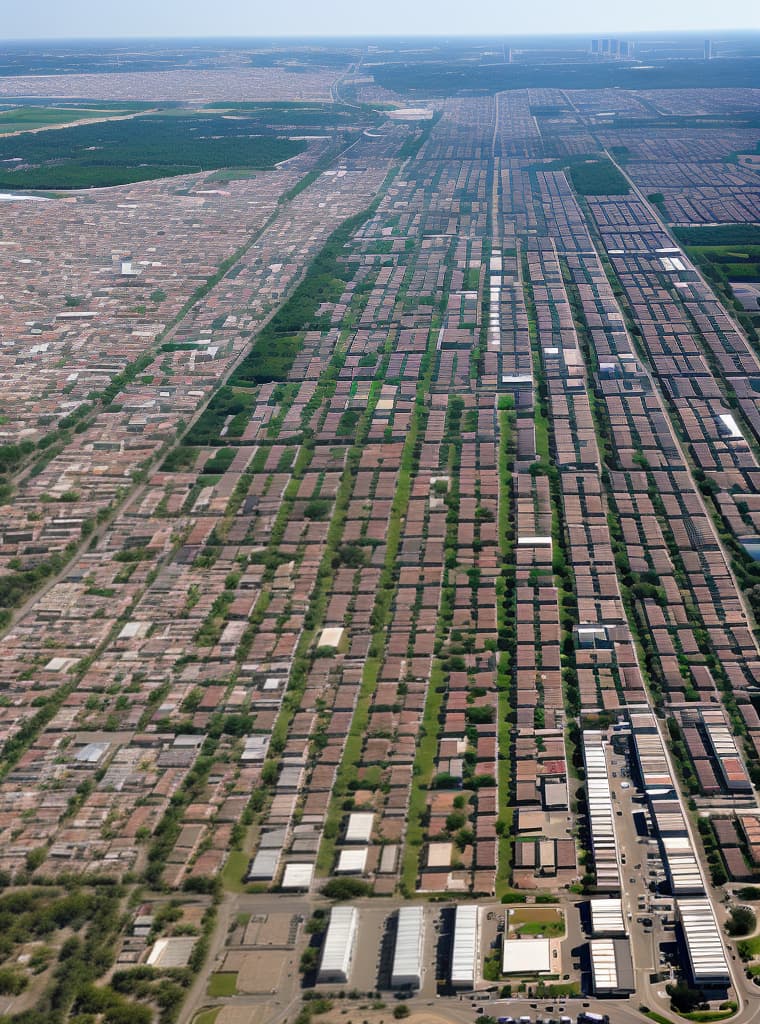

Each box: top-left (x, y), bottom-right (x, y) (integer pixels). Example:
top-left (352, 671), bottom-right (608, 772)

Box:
top-left (601, 38), bottom-right (610, 54)
top-left (591, 38), bottom-right (600, 54)
top-left (619, 40), bottom-right (630, 58)
top-left (704, 39), bottom-right (713, 60)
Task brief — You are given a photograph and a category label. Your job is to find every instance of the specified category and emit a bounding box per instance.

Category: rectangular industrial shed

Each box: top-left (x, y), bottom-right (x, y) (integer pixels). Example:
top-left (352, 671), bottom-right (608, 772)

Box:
top-left (582, 731), bottom-right (621, 893)
top-left (451, 904), bottom-right (478, 988)
top-left (589, 938), bottom-right (634, 995)
top-left (391, 906), bottom-right (424, 989)
top-left (588, 898), bottom-right (627, 937)
top-left (318, 906), bottom-right (358, 984)
top-left (246, 847), bottom-right (280, 882)
top-left (677, 898), bottom-right (731, 987)
top-left (345, 812), bottom-right (374, 843)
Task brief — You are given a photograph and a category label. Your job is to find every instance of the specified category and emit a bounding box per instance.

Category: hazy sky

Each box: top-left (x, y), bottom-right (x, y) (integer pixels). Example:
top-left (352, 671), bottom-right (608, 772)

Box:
top-left (4, 0), bottom-right (760, 40)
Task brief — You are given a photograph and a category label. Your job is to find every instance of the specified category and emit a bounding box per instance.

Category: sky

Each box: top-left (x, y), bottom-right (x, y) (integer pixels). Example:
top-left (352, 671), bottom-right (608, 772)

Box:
top-left (4, 0), bottom-right (760, 40)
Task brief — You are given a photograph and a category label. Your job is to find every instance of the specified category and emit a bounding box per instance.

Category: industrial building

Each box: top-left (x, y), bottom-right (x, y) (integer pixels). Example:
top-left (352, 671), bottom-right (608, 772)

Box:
top-left (630, 714), bottom-right (675, 798)
top-left (700, 710), bottom-right (753, 794)
top-left (281, 862), bottom-right (314, 890)
top-left (661, 837), bottom-right (704, 896)
top-left (391, 906), bottom-right (424, 989)
top-left (582, 731), bottom-right (621, 892)
top-left (246, 847), bottom-right (280, 882)
top-left (345, 812), bottom-right (374, 843)
top-left (588, 898), bottom-right (627, 937)
top-left (451, 904), bottom-right (479, 988)
top-left (336, 848), bottom-right (368, 874)
top-left (677, 899), bottom-right (731, 987)
top-left (589, 938), bottom-right (635, 995)
top-left (502, 937), bottom-right (551, 975)
top-left (318, 906), bottom-right (358, 984)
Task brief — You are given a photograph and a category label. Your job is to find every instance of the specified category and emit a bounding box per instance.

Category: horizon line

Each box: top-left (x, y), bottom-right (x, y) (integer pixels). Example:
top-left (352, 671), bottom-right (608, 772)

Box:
top-left (4, 29), bottom-right (760, 43)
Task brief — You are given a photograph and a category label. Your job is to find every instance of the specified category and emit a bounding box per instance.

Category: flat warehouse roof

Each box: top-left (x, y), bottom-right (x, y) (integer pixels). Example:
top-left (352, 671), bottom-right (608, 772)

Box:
top-left (502, 938), bottom-right (551, 975)
top-left (392, 906), bottom-right (424, 987)
top-left (319, 906), bottom-right (358, 982)
top-left (451, 905), bottom-right (478, 985)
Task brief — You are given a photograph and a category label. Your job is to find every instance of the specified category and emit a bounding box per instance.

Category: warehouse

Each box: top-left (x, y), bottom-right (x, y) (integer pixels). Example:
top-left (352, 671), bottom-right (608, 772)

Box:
top-left (588, 898), bottom-right (627, 937)
top-left (589, 938), bottom-right (635, 995)
top-left (582, 731), bottom-right (621, 892)
top-left (246, 847), bottom-right (280, 882)
top-left (630, 714), bottom-right (675, 796)
top-left (318, 906), bottom-right (358, 984)
top-left (700, 711), bottom-right (753, 794)
top-left (336, 848), bottom-right (368, 874)
top-left (661, 837), bottom-right (704, 896)
top-left (281, 862), bottom-right (314, 891)
top-left (345, 812), bottom-right (374, 844)
top-left (391, 906), bottom-right (424, 989)
top-left (502, 938), bottom-right (551, 975)
top-left (451, 904), bottom-right (479, 988)
top-left (677, 898), bottom-right (731, 987)
top-left (649, 800), bottom-right (688, 838)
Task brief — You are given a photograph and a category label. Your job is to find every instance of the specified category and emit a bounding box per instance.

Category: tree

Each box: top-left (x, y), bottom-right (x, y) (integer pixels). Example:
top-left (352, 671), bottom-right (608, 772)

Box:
top-left (445, 811), bottom-right (466, 832)
top-left (726, 905), bottom-right (756, 937)
top-left (667, 981), bottom-right (704, 1013)
top-left (0, 968), bottom-right (28, 995)
top-left (322, 878), bottom-right (371, 900)
top-left (300, 947), bottom-right (318, 974)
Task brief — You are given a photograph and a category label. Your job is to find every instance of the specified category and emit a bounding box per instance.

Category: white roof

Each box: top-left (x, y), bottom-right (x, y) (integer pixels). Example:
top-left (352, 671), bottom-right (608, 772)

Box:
top-left (146, 936), bottom-right (196, 968)
top-left (281, 862), bottom-right (314, 890)
top-left (590, 938), bottom-right (618, 991)
top-left (336, 848), bottom-right (368, 874)
top-left (451, 905), bottom-right (478, 985)
top-left (502, 938), bottom-right (551, 975)
top-left (718, 413), bottom-right (743, 440)
top-left (677, 898), bottom-right (730, 983)
top-left (391, 906), bottom-right (424, 987)
top-left (317, 627), bottom-right (344, 648)
top-left (589, 898), bottom-right (626, 936)
top-left (319, 906), bottom-right (358, 981)
top-left (345, 812), bottom-right (374, 844)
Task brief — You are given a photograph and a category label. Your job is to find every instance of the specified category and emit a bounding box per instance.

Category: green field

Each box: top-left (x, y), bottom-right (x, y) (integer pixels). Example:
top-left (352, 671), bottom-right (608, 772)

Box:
top-left (684, 244), bottom-right (760, 283)
top-left (0, 112), bottom-right (307, 189)
top-left (204, 101), bottom-right (381, 128)
top-left (568, 157), bottom-right (631, 196)
top-left (507, 907), bottom-right (565, 937)
top-left (207, 972), bottom-right (237, 997)
top-left (674, 225), bottom-right (760, 247)
top-left (0, 105), bottom-right (137, 134)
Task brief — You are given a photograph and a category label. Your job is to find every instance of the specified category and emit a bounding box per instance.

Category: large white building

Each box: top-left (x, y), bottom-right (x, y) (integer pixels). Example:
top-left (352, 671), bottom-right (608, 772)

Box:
top-left (391, 906), bottom-right (424, 989)
top-left (318, 906), bottom-right (358, 984)
top-left (451, 905), bottom-right (479, 988)
top-left (677, 899), bottom-right (731, 988)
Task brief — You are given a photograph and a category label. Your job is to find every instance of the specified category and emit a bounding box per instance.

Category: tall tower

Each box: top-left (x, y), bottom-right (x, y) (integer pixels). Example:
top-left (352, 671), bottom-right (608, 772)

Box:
top-left (704, 39), bottom-right (713, 60)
